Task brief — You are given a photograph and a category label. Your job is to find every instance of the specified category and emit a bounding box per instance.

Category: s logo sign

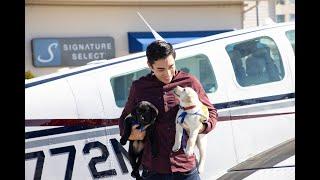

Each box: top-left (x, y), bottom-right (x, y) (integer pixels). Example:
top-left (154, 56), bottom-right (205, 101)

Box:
top-left (37, 43), bottom-right (58, 63)
top-left (32, 39), bottom-right (61, 67)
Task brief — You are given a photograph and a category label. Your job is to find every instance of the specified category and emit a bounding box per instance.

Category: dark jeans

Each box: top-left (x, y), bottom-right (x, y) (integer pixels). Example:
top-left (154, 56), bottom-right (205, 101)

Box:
top-left (141, 167), bottom-right (200, 180)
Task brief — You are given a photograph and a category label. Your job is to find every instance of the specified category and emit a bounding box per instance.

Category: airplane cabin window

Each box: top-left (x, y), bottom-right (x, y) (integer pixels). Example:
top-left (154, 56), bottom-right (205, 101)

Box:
top-left (111, 54), bottom-right (217, 107)
top-left (285, 30), bottom-right (295, 54)
top-left (175, 54), bottom-right (218, 93)
top-left (226, 36), bottom-right (285, 87)
top-left (110, 68), bottom-right (150, 107)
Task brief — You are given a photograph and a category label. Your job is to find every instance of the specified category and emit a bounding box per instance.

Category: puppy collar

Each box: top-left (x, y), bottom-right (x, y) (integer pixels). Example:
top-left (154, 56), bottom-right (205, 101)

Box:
top-left (177, 104), bottom-right (209, 124)
top-left (179, 105), bottom-right (196, 111)
top-left (177, 110), bottom-right (207, 124)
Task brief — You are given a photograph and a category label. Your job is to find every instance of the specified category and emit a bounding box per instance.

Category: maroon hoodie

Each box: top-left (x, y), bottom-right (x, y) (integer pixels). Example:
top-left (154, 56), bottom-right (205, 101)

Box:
top-left (119, 70), bottom-right (218, 173)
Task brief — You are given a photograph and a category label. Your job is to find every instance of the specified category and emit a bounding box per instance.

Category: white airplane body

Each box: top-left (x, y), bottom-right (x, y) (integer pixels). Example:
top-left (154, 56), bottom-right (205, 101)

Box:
top-left (25, 22), bottom-right (295, 180)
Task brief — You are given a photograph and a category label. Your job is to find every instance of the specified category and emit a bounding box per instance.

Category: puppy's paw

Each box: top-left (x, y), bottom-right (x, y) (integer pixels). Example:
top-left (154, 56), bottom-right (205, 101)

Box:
top-left (172, 144), bottom-right (181, 152)
top-left (184, 148), bottom-right (194, 157)
top-left (120, 138), bottom-right (127, 145)
top-left (131, 170), bottom-right (140, 179)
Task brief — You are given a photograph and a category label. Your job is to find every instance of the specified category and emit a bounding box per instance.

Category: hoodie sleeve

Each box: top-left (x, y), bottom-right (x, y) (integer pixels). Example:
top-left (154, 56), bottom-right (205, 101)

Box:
top-left (118, 82), bottom-right (137, 136)
top-left (192, 76), bottom-right (218, 134)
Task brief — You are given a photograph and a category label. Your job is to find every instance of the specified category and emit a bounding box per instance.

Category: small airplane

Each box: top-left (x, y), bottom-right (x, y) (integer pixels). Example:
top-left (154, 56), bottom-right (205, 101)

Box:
top-left (25, 13), bottom-right (295, 180)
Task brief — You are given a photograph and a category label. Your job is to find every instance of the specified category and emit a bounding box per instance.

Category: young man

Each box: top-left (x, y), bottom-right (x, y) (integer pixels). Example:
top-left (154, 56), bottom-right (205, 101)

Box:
top-left (119, 40), bottom-right (218, 180)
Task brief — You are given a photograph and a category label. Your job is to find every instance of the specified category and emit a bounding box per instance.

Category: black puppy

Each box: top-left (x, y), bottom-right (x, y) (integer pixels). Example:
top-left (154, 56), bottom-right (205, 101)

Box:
top-left (120, 101), bottom-right (159, 180)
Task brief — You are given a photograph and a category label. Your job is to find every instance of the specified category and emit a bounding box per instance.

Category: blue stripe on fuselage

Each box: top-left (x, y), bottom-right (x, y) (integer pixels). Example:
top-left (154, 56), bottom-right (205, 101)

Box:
top-left (215, 93), bottom-right (295, 109)
top-left (25, 93), bottom-right (294, 139)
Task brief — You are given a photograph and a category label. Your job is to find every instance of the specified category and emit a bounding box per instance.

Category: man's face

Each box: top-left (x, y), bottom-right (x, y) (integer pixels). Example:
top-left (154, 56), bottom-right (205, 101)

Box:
top-left (148, 54), bottom-right (176, 84)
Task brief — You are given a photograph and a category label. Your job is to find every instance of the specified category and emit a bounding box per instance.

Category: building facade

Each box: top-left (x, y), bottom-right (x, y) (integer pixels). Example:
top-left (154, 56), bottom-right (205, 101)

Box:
top-left (25, 0), bottom-right (294, 77)
top-left (275, 0), bottom-right (295, 22)
top-left (242, 0), bottom-right (294, 28)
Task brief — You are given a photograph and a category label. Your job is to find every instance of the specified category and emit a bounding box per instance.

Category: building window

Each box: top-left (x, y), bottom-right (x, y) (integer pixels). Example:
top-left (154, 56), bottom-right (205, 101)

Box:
top-left (289, 0), bottom-right (295, 4)
top-left (225, 37), bottom-right (285, 87)
top-left (276, 0), bottom-right (285, 5)
top-left (276, 15), bottom-right (285, 23)
top-left (289, 14), bottom-right (295, 22)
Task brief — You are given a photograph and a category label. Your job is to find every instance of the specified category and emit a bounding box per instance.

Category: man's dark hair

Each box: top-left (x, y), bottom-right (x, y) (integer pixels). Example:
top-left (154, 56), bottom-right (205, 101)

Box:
top-left (146, 40), bottom-right (176, 65)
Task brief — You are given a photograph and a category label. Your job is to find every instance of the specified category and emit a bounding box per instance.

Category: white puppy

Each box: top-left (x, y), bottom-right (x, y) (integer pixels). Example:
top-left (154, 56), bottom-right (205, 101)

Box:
top-left (172, 86), bottom-right (209, 173)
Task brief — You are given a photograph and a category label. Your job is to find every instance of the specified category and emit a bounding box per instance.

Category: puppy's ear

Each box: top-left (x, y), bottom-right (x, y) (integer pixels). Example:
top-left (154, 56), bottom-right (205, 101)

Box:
top-left (150, 108), bottom-right (157, 121)
top-left (148, 104), bottom-right (158, 123)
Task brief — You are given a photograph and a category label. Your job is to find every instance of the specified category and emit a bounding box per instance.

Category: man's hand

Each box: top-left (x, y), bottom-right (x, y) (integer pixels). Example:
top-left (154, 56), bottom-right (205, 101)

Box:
top-left (164, 91), bottom-right (180, 112)
top-left (128, 125), bottom-right (146, 140)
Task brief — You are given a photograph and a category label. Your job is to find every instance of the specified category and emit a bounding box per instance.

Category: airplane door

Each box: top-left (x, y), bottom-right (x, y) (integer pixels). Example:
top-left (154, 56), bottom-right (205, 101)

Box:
top-left (174, 44), bottom-right (237, 179)
top-left (219, 31), bottom-right (295, 166)
top-left (66, 71), bottom-right (106, 118)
